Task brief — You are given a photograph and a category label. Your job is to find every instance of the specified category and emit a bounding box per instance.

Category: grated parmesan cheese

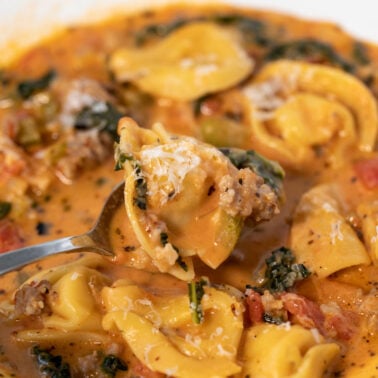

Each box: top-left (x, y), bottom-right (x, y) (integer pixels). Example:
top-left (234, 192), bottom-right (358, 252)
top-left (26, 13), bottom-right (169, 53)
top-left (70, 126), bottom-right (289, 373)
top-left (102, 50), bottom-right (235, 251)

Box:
top-left (330, 220), bottom-right (344, 244)
top-left (140, 140), bottom-right (202, 204)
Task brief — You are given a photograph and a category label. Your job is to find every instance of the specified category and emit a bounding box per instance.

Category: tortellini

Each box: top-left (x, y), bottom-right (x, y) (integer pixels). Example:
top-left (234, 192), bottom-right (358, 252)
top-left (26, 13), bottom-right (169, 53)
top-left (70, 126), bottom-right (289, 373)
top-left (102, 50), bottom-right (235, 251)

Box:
top-left (109, 22), bottom-right (253, 100)
top-left (243, 60), bottom-right (378, 169)
top-left (102, 280), bottom-right (243, 378)
top-left (356, 200), bottom-right (378, 262)
top-left (15, 255), bottom-right (109, 333)
top-left (115, 117), bottom-right (280, 279)
top-left (239, 323), bottom-right (340, 378)
top-left (290, 184), bottom-right (371, 278)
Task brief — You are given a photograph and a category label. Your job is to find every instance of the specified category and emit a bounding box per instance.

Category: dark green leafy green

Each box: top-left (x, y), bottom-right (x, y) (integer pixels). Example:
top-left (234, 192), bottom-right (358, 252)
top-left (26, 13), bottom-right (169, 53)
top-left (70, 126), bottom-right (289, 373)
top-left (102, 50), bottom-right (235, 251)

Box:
top-left (132, 161), bottom-right (148, 210)
top-left (212, 14), bottom-right (270, 46)
top-left (134, 13), bottom-right (270, 47)
top-left (188, 279), bottom-right (207, 324)
top-left (263, 313), bottom-right (284, 325)
top-left (101, 354), bottom-right (128, 377)
top-left (32, 345), bottom-right (71, 378)
top-left (264, 39), bottom-right (355, 72)
top-left (262, 247), bottom-right (310, 293)
top-left (134, 18), bottom-right (192, 45)
top-left (0, 202), bottom-right (11, 220)
top-left (17, 69), bottom-right (56, 99)
top-left (352, 42), bottom-right (370, 65)
top-left (74, 101), bottom-right (124, 141)
top-left (114, 152), bottom-right (133, 171)
top-left (160, 232), bottom-right (188, 272)
top-left (219, 148), bottom-right (284, 196)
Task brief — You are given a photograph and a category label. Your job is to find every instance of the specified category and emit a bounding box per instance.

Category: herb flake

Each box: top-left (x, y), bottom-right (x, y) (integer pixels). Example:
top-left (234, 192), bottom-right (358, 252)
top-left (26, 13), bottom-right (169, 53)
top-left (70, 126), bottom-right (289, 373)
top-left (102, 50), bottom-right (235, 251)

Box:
top-left (188, 279), bottom-right (207, 324)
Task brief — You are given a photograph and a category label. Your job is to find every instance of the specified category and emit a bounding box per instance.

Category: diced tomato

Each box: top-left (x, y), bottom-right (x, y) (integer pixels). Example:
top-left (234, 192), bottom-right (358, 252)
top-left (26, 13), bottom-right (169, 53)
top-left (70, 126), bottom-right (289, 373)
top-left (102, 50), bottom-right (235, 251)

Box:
top-left (281, 292), bottom-right (326, 332)
top-left (0, 220), bottom-right (24, 253)
top-left (281, 292), bottom-right (354, 340)
top-left (245, 288), bottom-right (264, 325)
top-left (354, 157), bottom-right (378, 189)
top-left (322, 308), bottom-right (356, 341)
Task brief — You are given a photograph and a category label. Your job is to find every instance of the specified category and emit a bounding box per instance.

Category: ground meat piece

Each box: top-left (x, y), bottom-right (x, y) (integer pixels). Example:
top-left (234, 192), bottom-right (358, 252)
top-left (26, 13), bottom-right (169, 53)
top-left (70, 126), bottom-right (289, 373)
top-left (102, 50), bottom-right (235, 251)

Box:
top-left (55, 129), bottom-right (112, 182)
top-left (14, 280), bottom-right (52, 317)
top-left (219, 167), bottom-right (279, 221)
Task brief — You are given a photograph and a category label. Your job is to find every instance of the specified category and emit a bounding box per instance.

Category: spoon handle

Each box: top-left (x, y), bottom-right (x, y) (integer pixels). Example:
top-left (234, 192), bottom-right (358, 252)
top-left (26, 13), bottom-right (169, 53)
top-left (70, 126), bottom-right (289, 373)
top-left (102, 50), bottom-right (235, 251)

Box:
top-left (0, 233), bottom-right (107, 276)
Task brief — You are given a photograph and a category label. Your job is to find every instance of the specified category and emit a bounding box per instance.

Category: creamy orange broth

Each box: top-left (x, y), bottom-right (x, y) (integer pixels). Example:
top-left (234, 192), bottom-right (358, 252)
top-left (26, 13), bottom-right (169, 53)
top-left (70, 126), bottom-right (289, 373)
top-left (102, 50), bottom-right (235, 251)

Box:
top-left (0, 3), bottom-right (378, 377)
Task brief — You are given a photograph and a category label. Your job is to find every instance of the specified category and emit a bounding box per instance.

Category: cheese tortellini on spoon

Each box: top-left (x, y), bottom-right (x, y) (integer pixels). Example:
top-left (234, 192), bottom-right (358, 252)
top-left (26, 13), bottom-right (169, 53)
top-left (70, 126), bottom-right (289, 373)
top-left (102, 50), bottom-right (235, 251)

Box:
top-left (115, 118), bottom-right (283, 280)
top-left (244, 60), bottom-right (378, 170)
top-left (109, 22), bottom-right (254, 100)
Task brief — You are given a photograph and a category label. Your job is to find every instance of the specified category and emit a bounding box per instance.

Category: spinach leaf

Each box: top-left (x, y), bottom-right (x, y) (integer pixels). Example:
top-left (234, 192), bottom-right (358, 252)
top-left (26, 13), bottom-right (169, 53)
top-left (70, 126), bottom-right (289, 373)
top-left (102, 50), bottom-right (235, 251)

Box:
top-left (352, 41), bottom-right (370, 65)
top-left (160, 232), bottom-right (188, 272)
top-left (101, 354), bottom-right (128, 377)
top-left (188, 279), bottom-right (207, 324)
top-left (74, 101), bottom-right (123, 141)
top-left (219, 148), bottom-right (284, 196)
top-left (32, 345), bottom-right (71, 378)
top-left (0, 202), bottom-right (11, 219)
top-left (212, 14), bottom-right (270, 46)
top-left (17, 69), bottom-right (56, 99)
top-left (264, 39), bottom-right (355, 72)
top-left (134, 18), bottom-right (192, 45)
top-left (262, 247), bottom-right (310, 293)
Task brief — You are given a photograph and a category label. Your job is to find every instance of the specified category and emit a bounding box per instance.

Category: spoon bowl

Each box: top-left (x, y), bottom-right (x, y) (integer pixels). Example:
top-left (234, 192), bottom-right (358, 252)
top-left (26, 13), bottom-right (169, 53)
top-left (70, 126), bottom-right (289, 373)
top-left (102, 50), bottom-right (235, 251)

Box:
top-left (0, 181), bottom-right (125, 276)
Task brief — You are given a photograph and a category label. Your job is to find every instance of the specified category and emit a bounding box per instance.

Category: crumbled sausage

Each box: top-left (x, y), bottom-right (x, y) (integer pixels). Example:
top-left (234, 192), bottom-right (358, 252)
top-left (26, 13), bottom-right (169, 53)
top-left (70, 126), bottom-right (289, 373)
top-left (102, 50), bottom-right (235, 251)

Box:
top-left (14, 280), bottom-right (52, 317)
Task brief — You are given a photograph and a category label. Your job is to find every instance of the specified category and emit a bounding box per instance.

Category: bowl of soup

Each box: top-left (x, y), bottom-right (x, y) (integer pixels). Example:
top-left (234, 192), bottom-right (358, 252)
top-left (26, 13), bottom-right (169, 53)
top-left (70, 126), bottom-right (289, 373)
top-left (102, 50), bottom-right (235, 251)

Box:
top-left (0, 1), bottom-right (378, 377)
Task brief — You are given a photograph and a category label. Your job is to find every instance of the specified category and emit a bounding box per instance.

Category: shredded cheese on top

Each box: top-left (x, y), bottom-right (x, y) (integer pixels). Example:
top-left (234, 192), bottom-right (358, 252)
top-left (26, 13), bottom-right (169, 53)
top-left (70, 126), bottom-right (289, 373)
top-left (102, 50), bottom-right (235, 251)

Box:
top-left (139, 140), bottom-right (202, 205)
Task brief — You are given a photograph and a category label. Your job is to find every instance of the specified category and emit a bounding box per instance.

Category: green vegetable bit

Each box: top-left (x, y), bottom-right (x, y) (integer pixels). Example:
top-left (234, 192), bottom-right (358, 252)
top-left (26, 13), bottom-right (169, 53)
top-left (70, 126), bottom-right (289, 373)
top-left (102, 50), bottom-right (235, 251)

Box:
top-left (32, 345), bottom-right (71, 378)
top-left (74, 101), bottom-right (124, 141)
top-left (262, 246), bottom-right (310, 293)
top-left (135, 18), bottom-right (191, 45)
top-left (132, 161), bottom-right (148, 210)
top-left (17, 69), bottom-right (56, 99)
top-left (212, 14), bottom-right (270, 46)
top-left (219, 148), bottom-right (284, 196)
top-left (264, 39), bottom-right (355, 72)
top-left (352, 42), bottom-right (370, 65)
top-left (114, 152), bottom-right (133, 171)
top-left (101, 354), bottom-right (128, 377)
top-left (188, 279), bottom-right (207, 324)
top-left (0, 202), bottom-right (11, 220)
top-left (160, 232), bottom-right (188, 272)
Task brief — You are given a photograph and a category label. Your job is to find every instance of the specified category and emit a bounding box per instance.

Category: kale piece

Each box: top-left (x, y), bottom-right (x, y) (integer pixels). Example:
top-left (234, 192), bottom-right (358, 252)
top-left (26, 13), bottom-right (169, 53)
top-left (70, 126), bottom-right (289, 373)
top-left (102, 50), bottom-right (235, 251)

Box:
top-left (134, 18), bottom-right (193, 45)
top-left (32, 345), bottom-right (71, 378)
top-left (264, 39), bottom-right (355, 72)
top-left (101, 354), bottom-right (128, 377)
top-left (0, 202), bottom-right (11, 220)
top-left (212, 14), bottom-right (270, 46)
top-left (17, 69), bottom-right (57, 99)
top-left (188, 279), bottom-right (207, 324)
top-left (262, 247), bottom-right (310, 293)
top-left (219, 148), bottom-right (284, 196)
top-left (352, 41), bottom-right (370, 65)
top-left (132, 161), bottom-right (148, 210)
top-left (135, 13), bottom-right (270, 47)
top-left (160, 232), bottom-right (188, 272)
top-left (74, 101), bottom-right (124, 142)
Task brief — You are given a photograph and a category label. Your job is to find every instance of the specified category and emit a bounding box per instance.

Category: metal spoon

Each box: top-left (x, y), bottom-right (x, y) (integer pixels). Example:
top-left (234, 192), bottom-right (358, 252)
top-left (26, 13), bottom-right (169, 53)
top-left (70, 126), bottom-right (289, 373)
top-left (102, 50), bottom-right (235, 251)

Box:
top-left (0, 181), bottom-right (124, 276)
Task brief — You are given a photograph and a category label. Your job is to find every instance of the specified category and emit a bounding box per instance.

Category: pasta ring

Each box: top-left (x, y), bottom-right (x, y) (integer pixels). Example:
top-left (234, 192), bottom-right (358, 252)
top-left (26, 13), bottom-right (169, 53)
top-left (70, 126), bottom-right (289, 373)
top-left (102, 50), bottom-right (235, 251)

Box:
top-left (244, 60), bottom-right (378, 170)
